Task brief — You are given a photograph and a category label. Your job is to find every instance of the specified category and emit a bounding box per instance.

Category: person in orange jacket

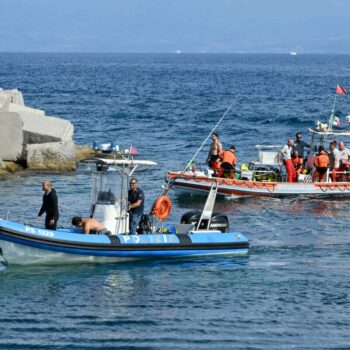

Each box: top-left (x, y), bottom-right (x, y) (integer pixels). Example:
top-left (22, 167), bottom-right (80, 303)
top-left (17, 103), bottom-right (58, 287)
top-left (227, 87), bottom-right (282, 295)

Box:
top-left (291, 150), bottom-right (303, 181)
top-left (219, 145), bottom-right (237, 178)
top-left (313, 145), bottom-right (330, 182)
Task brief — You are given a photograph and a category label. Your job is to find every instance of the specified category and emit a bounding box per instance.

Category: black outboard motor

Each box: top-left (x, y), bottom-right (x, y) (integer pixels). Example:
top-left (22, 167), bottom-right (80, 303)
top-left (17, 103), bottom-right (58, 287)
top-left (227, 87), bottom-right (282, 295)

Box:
top-left (181, 211), bottom-right (229, 233)
top-left (137, 214), bottom-right (153, 234)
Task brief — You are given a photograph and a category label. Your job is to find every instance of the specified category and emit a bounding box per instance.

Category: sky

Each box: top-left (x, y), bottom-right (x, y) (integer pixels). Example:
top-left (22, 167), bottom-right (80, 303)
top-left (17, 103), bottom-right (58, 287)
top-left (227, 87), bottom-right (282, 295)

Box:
top-left (0, 0), bottom-right (349, 53)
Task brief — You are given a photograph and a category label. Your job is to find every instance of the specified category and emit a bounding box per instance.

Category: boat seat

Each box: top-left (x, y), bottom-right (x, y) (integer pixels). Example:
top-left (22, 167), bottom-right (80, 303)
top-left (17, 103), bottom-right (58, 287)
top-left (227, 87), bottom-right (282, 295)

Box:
top-left (97, 190), bottom-right (116, 204)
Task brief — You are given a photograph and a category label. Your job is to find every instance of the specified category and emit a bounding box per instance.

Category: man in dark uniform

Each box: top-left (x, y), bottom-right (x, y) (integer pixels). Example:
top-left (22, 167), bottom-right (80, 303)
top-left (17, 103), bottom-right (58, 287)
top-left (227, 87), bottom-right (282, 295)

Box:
top-left (37, 180), bottom-right (59, 230)
top-left (128, 177), bottom-right (144, 234)
top-left (293, 131), bottom-right (310, 162)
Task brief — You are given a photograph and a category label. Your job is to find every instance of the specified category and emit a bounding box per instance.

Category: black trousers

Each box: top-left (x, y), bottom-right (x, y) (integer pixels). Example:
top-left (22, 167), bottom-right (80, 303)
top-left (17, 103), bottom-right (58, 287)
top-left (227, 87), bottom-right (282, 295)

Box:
top-left (45, 215), bottom-right (58, 230)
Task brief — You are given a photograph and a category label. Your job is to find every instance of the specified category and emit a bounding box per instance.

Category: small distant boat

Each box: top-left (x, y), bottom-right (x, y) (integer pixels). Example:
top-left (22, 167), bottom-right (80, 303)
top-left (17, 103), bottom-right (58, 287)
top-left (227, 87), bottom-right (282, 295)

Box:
top-left (290, 51), bottom-right (298, 56)
top-left (79, 142), bottom-right (157, 172)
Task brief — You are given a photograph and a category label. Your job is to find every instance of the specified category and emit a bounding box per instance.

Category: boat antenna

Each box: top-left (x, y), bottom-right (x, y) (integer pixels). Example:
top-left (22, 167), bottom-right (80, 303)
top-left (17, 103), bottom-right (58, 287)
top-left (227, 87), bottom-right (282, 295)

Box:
top-left (148, 96), bottom-right (239, 213)
top-left (182, 96), bottom-right (239, 173)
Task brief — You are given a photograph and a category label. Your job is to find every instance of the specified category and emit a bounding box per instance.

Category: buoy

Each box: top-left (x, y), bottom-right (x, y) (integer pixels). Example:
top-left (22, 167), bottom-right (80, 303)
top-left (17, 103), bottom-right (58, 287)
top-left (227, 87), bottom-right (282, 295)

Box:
top-left (153, 196), bottom-right (171, 221)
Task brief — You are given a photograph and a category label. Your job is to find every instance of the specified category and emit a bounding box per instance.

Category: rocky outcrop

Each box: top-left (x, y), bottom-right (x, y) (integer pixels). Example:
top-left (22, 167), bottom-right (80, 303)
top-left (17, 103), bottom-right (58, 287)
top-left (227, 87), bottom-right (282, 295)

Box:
top-left (0, 112), bottom-right (24, 161)
top-left (26, 141), bottom-right (76, 170)
top-left (0, 87), bottom-right (75, 170)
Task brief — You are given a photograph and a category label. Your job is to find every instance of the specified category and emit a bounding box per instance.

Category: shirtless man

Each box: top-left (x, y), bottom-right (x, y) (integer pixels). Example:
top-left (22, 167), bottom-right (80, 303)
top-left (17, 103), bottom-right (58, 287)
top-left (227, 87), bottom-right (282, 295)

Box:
top-left (71, 216), bottom-right (111, 235)
top-left (207, 131), bottom-right (223, 169)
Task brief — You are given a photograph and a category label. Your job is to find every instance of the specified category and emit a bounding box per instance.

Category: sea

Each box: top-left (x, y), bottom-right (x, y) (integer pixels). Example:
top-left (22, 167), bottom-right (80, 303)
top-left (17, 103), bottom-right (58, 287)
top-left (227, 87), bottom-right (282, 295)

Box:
top-left (0, 53), bottom-right (350, 349)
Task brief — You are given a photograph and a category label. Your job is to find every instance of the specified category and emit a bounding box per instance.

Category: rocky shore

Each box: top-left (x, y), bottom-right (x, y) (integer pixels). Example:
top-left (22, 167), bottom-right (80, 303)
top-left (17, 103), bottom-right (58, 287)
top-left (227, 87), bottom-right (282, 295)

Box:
top-left (0, 88), bottom-right (94, 177)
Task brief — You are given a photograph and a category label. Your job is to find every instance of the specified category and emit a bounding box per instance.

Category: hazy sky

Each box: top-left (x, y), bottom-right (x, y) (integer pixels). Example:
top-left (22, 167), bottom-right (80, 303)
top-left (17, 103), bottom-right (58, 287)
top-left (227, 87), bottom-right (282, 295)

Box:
top-left (0, 0), bottom-right (349, 53)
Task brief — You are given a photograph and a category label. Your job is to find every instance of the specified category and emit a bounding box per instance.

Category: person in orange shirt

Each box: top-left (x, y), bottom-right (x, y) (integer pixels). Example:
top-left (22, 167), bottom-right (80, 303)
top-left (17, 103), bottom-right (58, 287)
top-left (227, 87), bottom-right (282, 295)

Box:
top-left (313, 146), bottom-right (330, 182)
top-left (219, 145), bottom-right (237, 178)
top-left (291, 150), bottom-right (303, 181)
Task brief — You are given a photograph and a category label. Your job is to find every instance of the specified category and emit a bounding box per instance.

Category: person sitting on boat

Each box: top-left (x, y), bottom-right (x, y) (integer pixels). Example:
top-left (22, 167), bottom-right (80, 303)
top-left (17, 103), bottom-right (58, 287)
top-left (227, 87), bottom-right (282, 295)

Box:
top-left (338, 141), bottom-right (350, 181)
top-left (128, 177), bottom-right (145, 234)
top-left (207, 131), bottom-right (223, 175)
top-left (279, 139), bottom-right (296, 182)
top-left (72, 216), bottom-right (111, 235)
top-left (218, 145), bottom-right (237, 178)
top-left (291, 150), bottom-right (303, 180)
top-left (37, 180), bottom-right (59, 230)
top-left (293, 132), bottom-right (310, 164)
top-left (328, 141), bottom-right (340, 182)
top-left (313, 146), bottom-right (330, 182)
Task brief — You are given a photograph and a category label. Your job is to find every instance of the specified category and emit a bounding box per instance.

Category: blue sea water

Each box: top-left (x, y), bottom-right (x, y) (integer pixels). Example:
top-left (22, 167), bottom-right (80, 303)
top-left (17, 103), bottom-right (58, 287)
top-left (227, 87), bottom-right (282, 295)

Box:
top-left (1, 53), bottom-right (350, 349)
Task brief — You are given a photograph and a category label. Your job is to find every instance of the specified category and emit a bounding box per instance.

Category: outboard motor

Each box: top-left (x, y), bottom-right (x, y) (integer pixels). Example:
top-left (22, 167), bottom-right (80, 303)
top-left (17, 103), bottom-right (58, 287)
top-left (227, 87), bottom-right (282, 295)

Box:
top-left (181, 211), bottom-right (229, 233)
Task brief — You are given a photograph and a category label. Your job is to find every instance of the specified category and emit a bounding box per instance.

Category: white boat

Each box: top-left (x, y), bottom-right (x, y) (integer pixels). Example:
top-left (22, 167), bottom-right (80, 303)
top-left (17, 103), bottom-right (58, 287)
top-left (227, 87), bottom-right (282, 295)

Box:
top-left (167, 127), bottom-right (350, 198)
top-left (79, 157), bottom-right (157, 172)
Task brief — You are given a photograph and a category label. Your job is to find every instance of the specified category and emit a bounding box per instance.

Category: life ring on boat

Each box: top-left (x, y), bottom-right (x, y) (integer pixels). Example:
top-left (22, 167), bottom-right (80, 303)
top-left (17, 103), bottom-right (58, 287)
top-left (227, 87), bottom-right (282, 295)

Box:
top-left (153, 196), bottom-right (171, 221)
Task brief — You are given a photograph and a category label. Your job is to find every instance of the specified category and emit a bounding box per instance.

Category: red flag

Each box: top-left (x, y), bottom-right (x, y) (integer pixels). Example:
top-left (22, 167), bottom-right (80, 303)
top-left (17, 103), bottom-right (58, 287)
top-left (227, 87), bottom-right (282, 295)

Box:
top-left (336, 84), bottom-right (346, 95)
top-left (129, 146), bottom-right (139, 155)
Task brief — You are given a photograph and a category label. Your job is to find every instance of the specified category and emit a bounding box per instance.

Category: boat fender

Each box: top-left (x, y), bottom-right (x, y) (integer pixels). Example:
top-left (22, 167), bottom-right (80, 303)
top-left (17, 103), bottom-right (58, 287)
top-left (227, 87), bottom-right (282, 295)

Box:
top-left (153, 196), bottom-right (171, 221)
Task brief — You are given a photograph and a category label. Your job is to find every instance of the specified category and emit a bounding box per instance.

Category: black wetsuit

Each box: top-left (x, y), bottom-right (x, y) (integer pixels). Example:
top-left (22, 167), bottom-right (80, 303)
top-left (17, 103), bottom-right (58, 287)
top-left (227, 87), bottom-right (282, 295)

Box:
top-left (38, 189), bottom-right (59, 230)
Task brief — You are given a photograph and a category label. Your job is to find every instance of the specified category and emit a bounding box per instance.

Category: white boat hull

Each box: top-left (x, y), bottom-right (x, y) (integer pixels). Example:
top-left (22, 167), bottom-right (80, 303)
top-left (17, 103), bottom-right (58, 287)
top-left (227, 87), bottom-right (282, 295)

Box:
top-left (167, 172), bottom-right (350, 198)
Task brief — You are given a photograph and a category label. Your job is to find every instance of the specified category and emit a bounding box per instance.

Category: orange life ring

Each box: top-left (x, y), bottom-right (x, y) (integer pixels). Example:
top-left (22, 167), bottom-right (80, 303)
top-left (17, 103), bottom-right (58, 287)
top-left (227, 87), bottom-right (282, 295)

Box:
top-left (153, 196), bottom-right (171, 221)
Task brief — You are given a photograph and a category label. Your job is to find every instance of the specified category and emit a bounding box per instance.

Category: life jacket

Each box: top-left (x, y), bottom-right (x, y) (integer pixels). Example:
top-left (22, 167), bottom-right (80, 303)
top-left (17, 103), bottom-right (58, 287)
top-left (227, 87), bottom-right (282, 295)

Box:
top-left (292, 156), bottom-right (303, 169)
top-left (219, 150), bottom-right (236, 166)
top-left (314, 153), bottom-right (329, 168)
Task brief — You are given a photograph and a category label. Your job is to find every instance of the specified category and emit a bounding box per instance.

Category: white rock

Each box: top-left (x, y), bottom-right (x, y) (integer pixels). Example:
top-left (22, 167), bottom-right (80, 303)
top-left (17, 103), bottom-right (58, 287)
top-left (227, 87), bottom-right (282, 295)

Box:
top-left (8, 103), bottom-right (45, 116)
top-left (20, 112), bottom-right (74, 144)
top-left (0, 112), bottom-right (23, 161)
top-left (26, 141), bottom-right (76, 168)
top-left (0, 89), bottom-right (24, 111)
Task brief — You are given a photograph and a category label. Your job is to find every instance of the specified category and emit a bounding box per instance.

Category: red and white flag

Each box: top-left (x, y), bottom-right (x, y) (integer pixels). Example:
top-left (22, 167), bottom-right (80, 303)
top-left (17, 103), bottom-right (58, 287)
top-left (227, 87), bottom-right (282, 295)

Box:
top-left (336, 84), bottom-right (347, 95)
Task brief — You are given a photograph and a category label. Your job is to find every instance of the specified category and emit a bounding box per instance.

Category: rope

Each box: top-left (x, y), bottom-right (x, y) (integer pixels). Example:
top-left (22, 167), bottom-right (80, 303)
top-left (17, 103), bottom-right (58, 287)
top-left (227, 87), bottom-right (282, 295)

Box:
top-left (182, 96), bottom-right (240, 173)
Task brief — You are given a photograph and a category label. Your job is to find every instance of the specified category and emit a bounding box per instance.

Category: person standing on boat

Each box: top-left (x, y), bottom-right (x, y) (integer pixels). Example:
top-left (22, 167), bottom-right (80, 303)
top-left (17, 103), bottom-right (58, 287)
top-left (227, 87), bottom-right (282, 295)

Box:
top-left (128, 177), bottom-right (145, 234)
top-left (338, 141), bottom-right (350, 181)
top-left (313, 146), bottom-right (329, 182)
top-left (37, 180), bottom-right (59, 230)
top-left (279, 139), bottom-right (296, 182)
top-left (219, 145), bottom-right (237, 178)
top-left (328, 141), bottom-right (340, 182)
top-left (207, 131), bottom-right (223, 174)
top-left (293, 132), bottom-right (310, 163)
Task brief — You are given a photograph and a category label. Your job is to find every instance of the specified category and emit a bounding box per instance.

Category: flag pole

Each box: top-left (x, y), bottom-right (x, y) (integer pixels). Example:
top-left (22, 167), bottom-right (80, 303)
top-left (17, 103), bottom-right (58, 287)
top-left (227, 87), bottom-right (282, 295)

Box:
top-left (328, 88), bottom-right (338, 131)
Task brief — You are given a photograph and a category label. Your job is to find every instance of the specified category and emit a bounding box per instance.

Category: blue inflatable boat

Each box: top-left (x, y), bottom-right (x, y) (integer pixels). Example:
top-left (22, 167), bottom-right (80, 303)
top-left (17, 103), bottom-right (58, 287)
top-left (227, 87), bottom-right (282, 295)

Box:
top-left (0, 161), bottom-right (249, 265)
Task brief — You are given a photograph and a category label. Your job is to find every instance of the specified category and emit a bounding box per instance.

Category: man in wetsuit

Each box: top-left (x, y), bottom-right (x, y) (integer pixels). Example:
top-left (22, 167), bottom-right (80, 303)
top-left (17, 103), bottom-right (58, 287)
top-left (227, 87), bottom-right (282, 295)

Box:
top-left (128, 177), bottom-right (145, 234)
top-left (71, 216), bottom-right (111, 235)
top-left (207, 131), bottom-right (223, 171)
top-left (37, 180), bottom-right (59, 230)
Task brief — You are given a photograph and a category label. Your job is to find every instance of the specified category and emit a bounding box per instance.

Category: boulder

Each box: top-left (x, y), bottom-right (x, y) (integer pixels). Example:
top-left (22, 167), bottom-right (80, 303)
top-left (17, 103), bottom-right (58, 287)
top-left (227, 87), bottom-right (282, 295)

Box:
top-left (20, 112), bottom-right (74, 145)
top-left (26, 141), bottom-right (76, 170)
top-left (8, 103), bottom-right (45, 116)
top-left (0, 89), bottom-right (24, 111)
top-left (0, 112), bottom-right (23, 161)
top-left (0, 94), bottom-right (11, 111)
